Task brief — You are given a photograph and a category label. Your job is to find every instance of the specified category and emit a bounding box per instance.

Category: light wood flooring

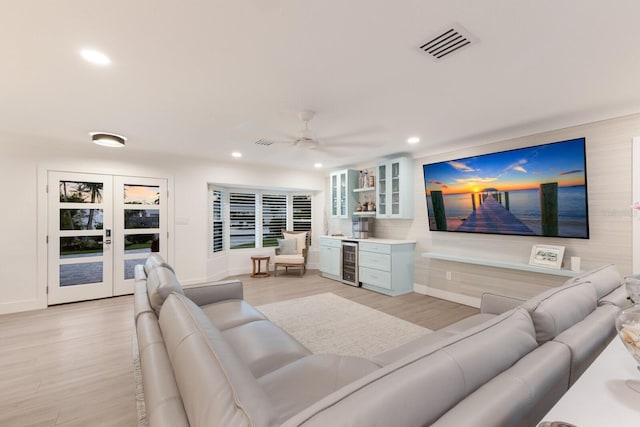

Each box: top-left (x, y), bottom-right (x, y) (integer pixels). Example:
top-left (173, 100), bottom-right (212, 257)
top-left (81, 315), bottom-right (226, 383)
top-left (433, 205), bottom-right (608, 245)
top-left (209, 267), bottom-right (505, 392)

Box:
top-left (0, 270), bottom-right (478, 427)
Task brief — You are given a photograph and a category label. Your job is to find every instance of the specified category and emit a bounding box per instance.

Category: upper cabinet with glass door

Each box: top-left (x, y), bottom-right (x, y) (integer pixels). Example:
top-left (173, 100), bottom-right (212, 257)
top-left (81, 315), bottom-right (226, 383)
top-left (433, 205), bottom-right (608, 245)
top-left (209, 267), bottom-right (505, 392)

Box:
top-left (376, 157), bottom-right (414, 219)
top-left (329, 169), bottom-right (358, 218)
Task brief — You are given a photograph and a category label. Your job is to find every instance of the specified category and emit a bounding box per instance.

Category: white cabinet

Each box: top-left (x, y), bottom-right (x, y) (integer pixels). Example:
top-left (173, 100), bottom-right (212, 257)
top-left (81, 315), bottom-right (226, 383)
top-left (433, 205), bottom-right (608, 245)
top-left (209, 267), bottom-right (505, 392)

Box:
top-left (330, 169), bottom-right (359, 218)
top-left (319, 237), bottom-right (341, 280)
top-left (359, 241), bottom-right (415, 296)
top-left (376, 157), bottom-right (414, 219)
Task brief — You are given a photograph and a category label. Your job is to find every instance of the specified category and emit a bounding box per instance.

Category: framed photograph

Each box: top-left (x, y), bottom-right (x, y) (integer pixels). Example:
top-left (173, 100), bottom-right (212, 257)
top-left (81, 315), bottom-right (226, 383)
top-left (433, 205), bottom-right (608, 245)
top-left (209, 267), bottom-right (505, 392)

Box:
top-left (529, 244), bottom-right (565, 269)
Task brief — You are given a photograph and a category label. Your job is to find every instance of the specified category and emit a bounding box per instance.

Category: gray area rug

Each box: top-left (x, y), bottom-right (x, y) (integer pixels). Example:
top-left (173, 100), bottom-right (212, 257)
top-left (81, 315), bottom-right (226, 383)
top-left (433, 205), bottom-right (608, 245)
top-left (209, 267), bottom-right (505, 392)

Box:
top-left (257, 292), bottom-right (431, 359)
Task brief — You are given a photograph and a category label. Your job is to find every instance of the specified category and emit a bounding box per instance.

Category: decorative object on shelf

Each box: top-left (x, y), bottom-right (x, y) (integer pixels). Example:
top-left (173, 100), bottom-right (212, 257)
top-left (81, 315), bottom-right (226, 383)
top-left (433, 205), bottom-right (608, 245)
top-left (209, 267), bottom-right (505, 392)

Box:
top-left (368, 175), bottom-right (375, 188)
top-left (614, 304), bottom-right (640, 392)
top-left (528, 244), bottom-right (565, 269)
top-left (570, 256), bottom-right (581, 272)
top-left (625, 274), bottom-right (640, 304)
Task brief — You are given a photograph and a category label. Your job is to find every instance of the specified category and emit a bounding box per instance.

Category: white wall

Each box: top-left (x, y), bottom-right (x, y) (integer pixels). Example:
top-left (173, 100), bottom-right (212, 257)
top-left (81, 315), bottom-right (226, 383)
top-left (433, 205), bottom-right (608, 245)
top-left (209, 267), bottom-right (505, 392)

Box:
top-left (374, 113), bottom-right (639, 304)
top-left (0, 136), bottom-right (324, 314)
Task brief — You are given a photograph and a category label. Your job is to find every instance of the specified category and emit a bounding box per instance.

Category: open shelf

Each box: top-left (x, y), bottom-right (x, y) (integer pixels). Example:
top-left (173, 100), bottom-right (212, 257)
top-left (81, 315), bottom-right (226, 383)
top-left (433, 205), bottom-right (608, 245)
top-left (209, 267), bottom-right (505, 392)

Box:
top-left (421, 252), bottom-right (579, 277)
top-left (353, 211), bottom-right (376, 216)
top-left (353, 187), bottom-right (375, 193)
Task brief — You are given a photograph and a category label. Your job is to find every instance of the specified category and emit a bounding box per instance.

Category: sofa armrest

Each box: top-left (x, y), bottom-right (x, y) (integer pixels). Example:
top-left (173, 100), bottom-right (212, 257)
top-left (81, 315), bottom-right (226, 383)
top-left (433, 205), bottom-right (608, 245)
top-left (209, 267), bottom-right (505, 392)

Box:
top-left (480, 293), bottom-right (526, 315)
top-left (182, 279), bottom-right (244, 306)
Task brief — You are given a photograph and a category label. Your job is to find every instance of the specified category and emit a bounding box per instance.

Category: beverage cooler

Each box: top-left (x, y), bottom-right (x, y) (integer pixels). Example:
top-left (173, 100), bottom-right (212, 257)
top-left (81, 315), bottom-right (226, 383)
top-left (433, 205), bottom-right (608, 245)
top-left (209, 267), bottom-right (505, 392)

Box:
top-left (341, 241), bottom-right (359, 286)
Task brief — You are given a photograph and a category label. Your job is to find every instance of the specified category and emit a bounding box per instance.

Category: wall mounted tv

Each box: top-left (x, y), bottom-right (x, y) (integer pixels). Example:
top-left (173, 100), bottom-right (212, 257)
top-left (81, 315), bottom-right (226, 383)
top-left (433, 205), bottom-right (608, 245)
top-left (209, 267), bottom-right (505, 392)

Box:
top-left (423, 137), bottom-right (589, 239)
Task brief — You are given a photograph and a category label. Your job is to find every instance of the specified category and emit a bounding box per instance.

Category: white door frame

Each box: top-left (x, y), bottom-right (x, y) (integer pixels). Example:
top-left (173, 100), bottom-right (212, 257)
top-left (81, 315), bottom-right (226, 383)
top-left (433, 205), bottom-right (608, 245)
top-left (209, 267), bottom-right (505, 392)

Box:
top-left (36, 167), bottom-right (174, 307)
top-left (633, 137), bottom-right (640, 274)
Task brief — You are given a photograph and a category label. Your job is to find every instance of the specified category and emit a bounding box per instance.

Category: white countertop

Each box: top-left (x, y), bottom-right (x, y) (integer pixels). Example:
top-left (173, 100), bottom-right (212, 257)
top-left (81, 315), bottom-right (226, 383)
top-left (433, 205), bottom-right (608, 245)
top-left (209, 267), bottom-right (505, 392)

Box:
top-left (540, 337), bottom-right (640, 426)
top-left (320, 235), bottom-right (416, 245)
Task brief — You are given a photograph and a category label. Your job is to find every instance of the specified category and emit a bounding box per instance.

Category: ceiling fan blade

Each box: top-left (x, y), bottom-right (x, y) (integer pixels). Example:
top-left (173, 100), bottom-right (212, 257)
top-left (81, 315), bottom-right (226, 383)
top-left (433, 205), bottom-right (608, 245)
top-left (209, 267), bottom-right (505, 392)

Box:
top-left (321, 125), bottom-right (386, 142)
top-left (320, 141), bottom-right (383, 149)
top-left (254, 138), bottom-right (294, 147)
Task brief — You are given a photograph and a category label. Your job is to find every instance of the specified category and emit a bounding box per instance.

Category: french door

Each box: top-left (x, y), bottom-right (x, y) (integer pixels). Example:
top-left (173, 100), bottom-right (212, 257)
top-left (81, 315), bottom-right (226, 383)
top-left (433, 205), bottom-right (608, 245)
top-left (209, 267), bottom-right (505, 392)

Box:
top-left (48, 172), bottom-right (167, 305)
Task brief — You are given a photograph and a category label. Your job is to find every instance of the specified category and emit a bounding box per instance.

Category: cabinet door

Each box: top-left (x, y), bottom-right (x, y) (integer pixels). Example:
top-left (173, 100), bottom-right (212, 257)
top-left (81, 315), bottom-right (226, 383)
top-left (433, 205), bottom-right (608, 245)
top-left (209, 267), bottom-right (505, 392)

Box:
top-left (377, 164), bottom-right (387, 216)
top-left (331, 173), bottom-right (339, 217)
top-left (339, 171), bottom-right (347, 216)
top-left (320, 245), bottom-right (341, 276)
top-left (391, 160), bottom-right (401, 216)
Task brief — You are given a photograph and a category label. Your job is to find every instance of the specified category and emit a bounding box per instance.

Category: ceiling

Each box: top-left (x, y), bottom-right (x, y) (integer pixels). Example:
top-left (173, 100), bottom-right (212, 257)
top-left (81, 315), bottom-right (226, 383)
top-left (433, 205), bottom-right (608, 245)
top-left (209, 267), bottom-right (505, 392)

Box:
top-left (3, 0), bottom-right (640, 171)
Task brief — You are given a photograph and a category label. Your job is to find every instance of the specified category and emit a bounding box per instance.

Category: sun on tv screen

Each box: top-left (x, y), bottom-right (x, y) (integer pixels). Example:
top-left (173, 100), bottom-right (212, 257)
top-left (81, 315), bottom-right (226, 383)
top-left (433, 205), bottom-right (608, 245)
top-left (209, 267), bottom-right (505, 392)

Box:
top-left (423, 137), bottom-right (589, 239)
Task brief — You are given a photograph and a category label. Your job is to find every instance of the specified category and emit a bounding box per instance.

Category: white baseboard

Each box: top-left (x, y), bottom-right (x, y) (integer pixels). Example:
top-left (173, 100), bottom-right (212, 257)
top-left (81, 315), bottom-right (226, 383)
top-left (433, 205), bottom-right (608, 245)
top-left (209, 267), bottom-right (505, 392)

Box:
top-left (413, 284), bottom-right (481, 308)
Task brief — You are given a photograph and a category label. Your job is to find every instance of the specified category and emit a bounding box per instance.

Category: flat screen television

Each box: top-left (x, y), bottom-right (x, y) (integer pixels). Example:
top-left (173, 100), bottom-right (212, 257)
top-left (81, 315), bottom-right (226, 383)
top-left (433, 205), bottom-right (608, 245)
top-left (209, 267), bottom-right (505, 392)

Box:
top-left (423, 137), bottom-right (589, 238)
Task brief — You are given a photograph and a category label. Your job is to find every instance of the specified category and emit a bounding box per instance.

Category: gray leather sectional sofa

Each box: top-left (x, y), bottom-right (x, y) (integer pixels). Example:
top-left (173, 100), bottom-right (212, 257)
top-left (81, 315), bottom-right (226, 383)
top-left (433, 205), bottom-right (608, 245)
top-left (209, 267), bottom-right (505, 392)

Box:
top-left (133, 255), bottom-right (628, 427)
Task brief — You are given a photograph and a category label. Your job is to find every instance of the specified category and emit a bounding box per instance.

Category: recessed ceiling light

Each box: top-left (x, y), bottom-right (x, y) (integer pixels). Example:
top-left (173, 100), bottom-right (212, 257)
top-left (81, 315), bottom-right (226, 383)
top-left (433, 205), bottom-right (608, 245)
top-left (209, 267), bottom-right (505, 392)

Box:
top-left (80, 49), bottom-right (111, 65)
top-left (232, 151), bottom-right (242, 158)
top-left (314, 163), bottom-right (323, 168)
top-left (90, 132), bottom-right (126, 148)
top-left (407, 136), bottom-right (420, 144)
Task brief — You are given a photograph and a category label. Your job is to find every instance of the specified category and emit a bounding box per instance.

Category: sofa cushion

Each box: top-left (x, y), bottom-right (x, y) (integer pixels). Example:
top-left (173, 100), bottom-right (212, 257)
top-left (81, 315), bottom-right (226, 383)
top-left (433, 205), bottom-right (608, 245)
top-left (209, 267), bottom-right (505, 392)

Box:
top-left (284, 308), bottom-right (539, 427)
top-left (552, 304), bottom-right (618, 385)
top-left (566, 264), bottom-right (621, 300)
top-left (431, 341), bottom-right (571, 427)
top-left (200, 299), bottom-right (267, 331)
top-left (372, 330), bottom-right (455, 366)
top-left (143, 253), bottom-right (174, 275)
top-left (258, 354), bottom-right (381, 423)
top-left (222, 320), bottom-right (311, 377)
top-left (522, 280), bottom-right (597, 344)
top-left (159, 293), bottom-right (277, 427)
top-left (146, 266), bottom-right (185, 313)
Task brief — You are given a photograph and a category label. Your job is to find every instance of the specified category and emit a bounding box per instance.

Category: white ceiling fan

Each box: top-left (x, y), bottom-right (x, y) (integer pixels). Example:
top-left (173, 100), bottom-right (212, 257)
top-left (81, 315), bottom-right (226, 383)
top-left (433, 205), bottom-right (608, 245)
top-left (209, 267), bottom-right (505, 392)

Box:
top-left (254, 110), bottom-right (378, 152)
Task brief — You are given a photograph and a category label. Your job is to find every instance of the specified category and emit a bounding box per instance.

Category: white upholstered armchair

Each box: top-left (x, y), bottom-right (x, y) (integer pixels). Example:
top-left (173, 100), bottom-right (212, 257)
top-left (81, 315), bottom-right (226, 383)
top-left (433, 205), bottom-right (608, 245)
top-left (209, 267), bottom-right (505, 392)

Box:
top-left (273, 230), bottom-right (310, 276)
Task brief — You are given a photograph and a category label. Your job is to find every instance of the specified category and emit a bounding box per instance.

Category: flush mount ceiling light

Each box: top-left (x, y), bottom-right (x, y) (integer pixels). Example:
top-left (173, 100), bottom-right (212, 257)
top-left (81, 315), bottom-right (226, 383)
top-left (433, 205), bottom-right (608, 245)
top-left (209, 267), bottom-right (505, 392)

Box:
top-left (407, 137), bottom-right (420, 144)
top-left (231, 151), bottom-right (243, 158)
top-left (80, 49), bottom-right (111, 65)
top-left (314, 163), bottom-right (323, 168)
top-left (90, 132), bottom-right (126, 148)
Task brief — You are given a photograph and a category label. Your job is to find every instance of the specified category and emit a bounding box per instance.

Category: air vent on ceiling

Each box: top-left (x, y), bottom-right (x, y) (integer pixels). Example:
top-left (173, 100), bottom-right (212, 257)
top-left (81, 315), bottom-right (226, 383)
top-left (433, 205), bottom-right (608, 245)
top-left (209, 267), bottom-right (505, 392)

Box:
top-left (420, 25), bottom-right (475, 60)
top-left (254, 139), bottom-right (273, 146)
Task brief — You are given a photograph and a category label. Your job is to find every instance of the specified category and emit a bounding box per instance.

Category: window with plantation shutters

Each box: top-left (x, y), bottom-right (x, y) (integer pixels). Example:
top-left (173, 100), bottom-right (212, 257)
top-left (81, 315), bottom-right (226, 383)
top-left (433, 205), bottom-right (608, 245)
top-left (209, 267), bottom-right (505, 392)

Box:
top-left (292, 195), bottom-right (312, 236)
top-left (210, 186), bottom-right (313, 253)
top-left (262, 194), bottom-right (287, 247)
top-left (212, 189), bottom-right (224, 252)
top-left (229, 192), bottom-right (256, 249)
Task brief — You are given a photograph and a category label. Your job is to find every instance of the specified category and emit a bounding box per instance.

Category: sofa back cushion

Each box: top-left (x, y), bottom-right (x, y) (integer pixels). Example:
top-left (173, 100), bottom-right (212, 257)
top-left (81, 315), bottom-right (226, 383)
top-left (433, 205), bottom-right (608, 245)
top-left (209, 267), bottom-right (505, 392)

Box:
top-left (565, 264), bottom-right (621, 300)
top-left (143, 253), bottom-right (175, 276)
top-left (284, 308), bottom-right (538, 427)
top-left (159, 293), bottom-right (276, 427)
top-left (522, 279), bottom-right (597, 344)
top-left (146, 266), bottom-right (184, 313)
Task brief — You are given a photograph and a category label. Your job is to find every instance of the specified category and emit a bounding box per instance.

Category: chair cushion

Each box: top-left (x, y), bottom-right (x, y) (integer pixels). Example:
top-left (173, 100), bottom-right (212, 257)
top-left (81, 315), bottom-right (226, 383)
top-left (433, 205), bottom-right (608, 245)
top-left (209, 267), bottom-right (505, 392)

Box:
top-left (283, 231), bottom-right (307, 255)
top-left (274, 254), bottom-right (305, 265)
top-left (146, 266), bottom-right (185, 313)
top-left (277, 238), bottom-right (297, 255)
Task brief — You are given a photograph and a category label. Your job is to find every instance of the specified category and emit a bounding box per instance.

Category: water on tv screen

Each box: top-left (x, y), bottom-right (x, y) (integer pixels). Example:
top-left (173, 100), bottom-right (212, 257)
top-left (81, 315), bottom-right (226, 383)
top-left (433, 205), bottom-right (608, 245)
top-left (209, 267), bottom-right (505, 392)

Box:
top-left (423, 137), bottom-right (589, 238)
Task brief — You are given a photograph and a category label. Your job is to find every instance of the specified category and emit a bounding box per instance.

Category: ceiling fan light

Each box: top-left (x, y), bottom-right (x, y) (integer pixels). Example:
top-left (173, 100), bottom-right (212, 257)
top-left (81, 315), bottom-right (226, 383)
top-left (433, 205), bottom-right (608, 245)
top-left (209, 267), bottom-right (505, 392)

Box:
top-left (90, 132), bottom-right (126, 147)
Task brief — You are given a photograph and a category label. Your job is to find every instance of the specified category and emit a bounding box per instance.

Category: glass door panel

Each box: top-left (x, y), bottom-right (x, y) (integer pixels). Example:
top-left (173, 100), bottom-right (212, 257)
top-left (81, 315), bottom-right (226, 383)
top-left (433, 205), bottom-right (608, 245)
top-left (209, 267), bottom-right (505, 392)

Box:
top-left (113, 177), bottom-right (167, 295)
top-left (48, 172), bottom-right (113, 304)
top-left (378, 165), bottom-right (387, 215)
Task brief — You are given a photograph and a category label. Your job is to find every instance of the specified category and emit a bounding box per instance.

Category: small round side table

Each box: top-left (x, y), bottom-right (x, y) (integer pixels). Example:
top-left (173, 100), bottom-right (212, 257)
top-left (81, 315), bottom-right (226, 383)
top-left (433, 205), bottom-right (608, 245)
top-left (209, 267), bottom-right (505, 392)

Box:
top-left (251, 255), bottom-right (270, 278)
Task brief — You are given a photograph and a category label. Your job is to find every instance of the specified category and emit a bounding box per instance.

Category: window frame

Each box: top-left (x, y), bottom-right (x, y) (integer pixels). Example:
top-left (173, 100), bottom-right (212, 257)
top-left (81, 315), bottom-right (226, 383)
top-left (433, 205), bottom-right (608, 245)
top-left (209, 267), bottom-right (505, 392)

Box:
top-left (209, 187), bottom-right (313, 255)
